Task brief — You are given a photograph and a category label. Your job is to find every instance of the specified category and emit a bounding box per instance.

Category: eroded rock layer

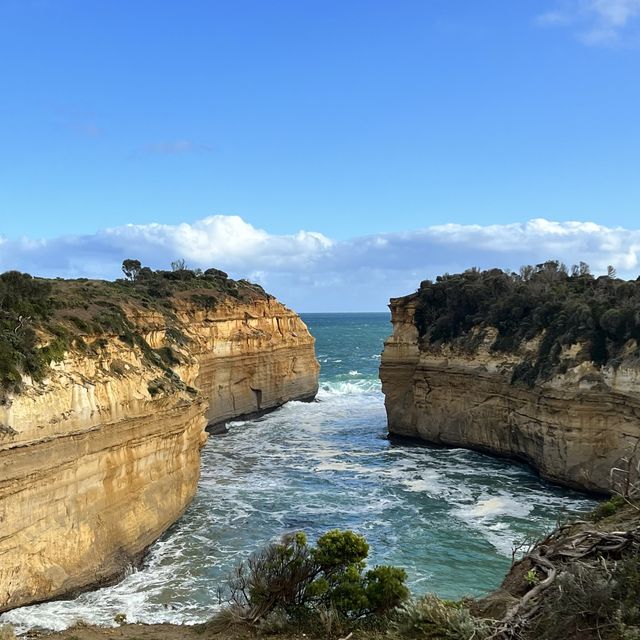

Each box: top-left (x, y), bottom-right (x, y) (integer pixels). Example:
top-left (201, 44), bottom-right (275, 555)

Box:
top-left (380, 296), bottom-right (640, 494)
top-left (0, 296), bottom-right (318, 612)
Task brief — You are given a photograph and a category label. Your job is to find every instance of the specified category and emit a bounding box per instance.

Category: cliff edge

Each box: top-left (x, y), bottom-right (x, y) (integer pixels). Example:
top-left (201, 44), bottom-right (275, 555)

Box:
top-left (0, 267), bottom-right (319, 612)
top-left (380, 263), bottom-right (640, 494)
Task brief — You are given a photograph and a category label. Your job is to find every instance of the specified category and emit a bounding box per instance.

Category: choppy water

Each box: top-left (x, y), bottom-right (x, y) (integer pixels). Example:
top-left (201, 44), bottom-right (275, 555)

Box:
top-left (2, 313), bottom-right (595, 632)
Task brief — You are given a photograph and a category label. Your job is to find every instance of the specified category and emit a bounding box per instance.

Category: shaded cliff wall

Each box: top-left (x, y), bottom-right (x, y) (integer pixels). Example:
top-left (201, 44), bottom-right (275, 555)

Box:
top-left (0, 297), bottom-right (318, 612)
top-left (380, 297), bottom-right (640, 494)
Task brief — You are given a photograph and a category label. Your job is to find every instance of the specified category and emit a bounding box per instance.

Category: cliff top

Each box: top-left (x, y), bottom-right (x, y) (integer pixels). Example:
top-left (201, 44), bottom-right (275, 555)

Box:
top-left (0, 262), bottom-right (272, 397)
top-left (397, 261), bottom-right (640, 386)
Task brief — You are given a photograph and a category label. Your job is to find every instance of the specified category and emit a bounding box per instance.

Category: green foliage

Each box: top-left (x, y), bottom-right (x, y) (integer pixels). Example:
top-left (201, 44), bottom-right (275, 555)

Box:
top-left (365, 565), bottom-right (410, 614)
top-left (413, 262), bottom-right (640, 386)
top-left (216, 529), bottom-right (409, 631)
top-left (39, 335), bottom-right (70, 364)
top-left (0, 263), bottom-right (269, 398)
top-left (0, 270), bottom-right (52, 319)
top-left (67, 315), bottom-right (94, 333)
top-left (524, 568), bottom-right (540, 586)
top-left (314, 528), bottom-right (369, 571)
top-left (190, 294), bottom-right (218, 309)
top-left (590, 495), bottom-right (626, 522)
top-left (121, 259), bottom-right (142, 281)
top-left (0, 272), bottom-right (53, 395)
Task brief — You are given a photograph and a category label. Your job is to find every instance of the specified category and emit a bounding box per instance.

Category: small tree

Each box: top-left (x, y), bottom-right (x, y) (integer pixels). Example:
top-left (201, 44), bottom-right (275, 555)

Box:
top-left (121, 259), bottom-right (142, 281)
top-left (171, 258), bottom-right (188, 272)
top-left (216, 529), bottom-right (409, 629)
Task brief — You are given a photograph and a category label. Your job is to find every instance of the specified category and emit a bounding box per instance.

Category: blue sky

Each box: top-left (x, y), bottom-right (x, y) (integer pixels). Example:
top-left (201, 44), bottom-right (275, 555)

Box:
top-left (1, 0), bottom-right (640, 310)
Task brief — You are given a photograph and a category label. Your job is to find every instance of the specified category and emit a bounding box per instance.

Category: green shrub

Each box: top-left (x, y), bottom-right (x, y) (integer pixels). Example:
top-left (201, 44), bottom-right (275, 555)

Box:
top-left (40, 335), bottom-right (70, 364)
top-left (365, 565), bottom-right (410, 614)
top-left (215, 529), bottom-right (409, 630)
top-left (0, 272), bottom-right (54, 394)
top-left (314, 528), bottom-right (369, 570)
top-left (67, 315), bottom-right (94, 333)
top-left (591, 495), bottom-right (626, 521)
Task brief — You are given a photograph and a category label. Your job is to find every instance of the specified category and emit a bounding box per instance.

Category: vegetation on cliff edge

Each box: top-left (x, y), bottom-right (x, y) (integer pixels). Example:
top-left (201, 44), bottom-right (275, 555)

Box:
top-left (19, 501), bottom-right (640, 640)
top-left (208, 502), bottom-right (640, 640)
top-left (0, 260), bottom-right (270, 398)
top-left (411, 261), bottom-right (640, 386)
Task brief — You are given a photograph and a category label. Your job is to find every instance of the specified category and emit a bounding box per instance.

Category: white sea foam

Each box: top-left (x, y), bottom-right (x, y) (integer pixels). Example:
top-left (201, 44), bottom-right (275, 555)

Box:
top-left (315, 461), bottom-right (372, 474)
top-left (1, 315), bottom-right (596, 632)
top-left (318, 379), bottom-right (380, 397)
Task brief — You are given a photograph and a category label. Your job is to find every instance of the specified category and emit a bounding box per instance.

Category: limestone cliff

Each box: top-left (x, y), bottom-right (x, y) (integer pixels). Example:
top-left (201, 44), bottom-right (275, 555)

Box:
top-left (380, 268), bottom-right (640, 495)
top-left (0, 273), bottom-right (318, 612)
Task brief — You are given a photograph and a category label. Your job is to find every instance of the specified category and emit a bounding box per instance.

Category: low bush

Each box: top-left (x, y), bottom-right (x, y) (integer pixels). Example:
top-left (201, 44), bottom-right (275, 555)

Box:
top-left (0, 272), bottom-right (53, 395)
top-left (392, 594), bottom-right (494, 640)
top-left (212, 529), bottom-right (409, 633)
top-left (591, 495), bottom-right (626, 522)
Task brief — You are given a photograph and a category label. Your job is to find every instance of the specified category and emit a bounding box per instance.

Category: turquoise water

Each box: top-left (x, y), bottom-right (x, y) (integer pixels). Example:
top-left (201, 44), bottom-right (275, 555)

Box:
top-left (2, 313), bottom-right (595, 631)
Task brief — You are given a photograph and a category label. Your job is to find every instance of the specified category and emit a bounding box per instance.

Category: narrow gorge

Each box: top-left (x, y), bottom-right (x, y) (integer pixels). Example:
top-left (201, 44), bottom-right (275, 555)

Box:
top-left (0, 270), bottom-right (319, 613)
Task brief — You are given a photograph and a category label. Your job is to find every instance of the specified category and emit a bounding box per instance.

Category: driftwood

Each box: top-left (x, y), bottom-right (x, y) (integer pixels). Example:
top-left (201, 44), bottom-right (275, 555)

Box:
top-left (489, 525), bottom-right (640, 639)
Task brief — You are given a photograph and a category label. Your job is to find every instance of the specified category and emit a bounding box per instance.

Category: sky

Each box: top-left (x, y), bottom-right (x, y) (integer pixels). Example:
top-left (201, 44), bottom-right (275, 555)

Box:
top-left (1, 0), bottom-right (639, 311)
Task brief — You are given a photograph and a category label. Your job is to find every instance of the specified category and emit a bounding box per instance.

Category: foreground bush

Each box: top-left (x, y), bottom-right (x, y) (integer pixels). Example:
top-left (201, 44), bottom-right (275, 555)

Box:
top-left (392, 595), bottom-right (493, 640)
top-left (211, 529), bottom-right (409, 632)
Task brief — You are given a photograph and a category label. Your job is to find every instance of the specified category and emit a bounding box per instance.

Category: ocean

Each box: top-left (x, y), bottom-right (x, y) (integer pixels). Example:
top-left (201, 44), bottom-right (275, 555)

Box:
top-left (1, 312), bottom-right (595, 631)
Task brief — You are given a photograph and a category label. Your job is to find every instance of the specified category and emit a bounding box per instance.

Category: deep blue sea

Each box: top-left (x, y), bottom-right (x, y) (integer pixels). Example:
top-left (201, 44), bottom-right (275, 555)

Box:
top-left (2, 313), bottom-right (595, 631)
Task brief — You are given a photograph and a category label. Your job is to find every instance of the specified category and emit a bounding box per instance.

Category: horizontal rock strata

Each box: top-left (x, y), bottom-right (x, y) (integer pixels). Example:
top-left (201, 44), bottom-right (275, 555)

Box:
top-left (380, 297), bottom-right (640, 494)
top-left (0, 297), bottom-right (318, 612)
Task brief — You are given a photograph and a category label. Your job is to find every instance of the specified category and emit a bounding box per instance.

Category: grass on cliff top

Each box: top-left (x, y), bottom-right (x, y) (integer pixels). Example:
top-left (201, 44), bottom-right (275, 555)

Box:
top-left (410, 261), bottom-right (640, 386)
top-left (0, 264), bottom-right (271, 398)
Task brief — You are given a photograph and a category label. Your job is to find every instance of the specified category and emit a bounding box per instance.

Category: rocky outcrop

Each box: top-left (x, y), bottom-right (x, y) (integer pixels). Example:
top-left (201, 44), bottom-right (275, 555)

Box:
top-left (0, 296), bottom-right (318, 612)
top-left (380, 296), bottom-right (640, 494)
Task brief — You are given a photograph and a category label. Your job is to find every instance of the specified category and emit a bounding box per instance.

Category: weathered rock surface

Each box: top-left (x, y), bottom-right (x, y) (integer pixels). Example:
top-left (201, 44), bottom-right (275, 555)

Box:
top-left (380, 296), bottom-right (640, 494)
top-left (0, 298), bottom-right (318, 612)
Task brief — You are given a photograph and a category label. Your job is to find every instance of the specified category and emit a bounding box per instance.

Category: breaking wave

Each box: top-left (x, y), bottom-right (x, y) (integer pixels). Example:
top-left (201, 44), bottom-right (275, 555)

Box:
top-left (1, 313), bottom-right (595, 632)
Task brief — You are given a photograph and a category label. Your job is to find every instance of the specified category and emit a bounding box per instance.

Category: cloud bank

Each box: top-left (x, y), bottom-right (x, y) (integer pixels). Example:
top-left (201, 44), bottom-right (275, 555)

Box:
top-left (538, 0), bottom-right (640, 45)
top-left (1, 216), bottom-right (639, 311)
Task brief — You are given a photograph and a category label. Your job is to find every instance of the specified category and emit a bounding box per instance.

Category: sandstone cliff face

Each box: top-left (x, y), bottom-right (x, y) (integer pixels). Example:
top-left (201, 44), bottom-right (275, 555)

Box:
top-left (380, 297), bottom-right (640, 494)
top-left (0, 297), bottom-right (318, 612)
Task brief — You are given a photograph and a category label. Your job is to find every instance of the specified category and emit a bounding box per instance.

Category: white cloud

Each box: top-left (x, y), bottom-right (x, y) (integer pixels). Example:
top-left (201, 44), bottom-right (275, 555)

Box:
top-left (537, 0), bottom-right (640, 45)
top-left (1, 216), bottom-right (639, 311)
